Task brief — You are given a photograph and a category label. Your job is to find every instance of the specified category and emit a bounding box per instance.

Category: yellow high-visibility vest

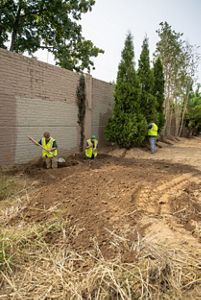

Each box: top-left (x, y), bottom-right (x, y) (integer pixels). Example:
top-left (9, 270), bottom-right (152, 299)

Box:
top-left (148, 123), bottom-right (158, 136)
top-left (85, 138), bottom-right (98, 158)
top-left (42, 137), bottom-right (57, 158)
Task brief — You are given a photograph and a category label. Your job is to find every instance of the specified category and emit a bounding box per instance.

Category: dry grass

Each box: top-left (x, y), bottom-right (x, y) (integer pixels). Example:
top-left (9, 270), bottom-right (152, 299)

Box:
top-left (0, 180), bottom-right (200, 300)
top-left (0, 213), bottom-right (201, 300)
top-left (0, 174), bottom-right (17, 201)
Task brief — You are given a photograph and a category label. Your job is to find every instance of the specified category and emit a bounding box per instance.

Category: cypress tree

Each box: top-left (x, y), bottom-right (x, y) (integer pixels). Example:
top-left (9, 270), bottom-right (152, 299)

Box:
top-left (138, 37), bottom-right (157, 122)
top-left (105, 33), bottom-right (147, 148)
top-left (153, 57), bottom-right (165, 131)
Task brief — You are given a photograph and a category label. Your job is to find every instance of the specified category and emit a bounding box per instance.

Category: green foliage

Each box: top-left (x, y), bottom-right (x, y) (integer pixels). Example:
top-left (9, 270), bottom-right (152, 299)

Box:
top-left (138, 37), bottom-right (153, 93)
top-left (114, 33), bottom-right (140, 114)
top-left (153, 57), bottom-right (165, 131)
top-left (0, 0), bottom-right (103, 72)
top-left (138, 37), bottom-right (157, 122)
top-left (105, 112), bottom-right (147, 148)
top-left (155, 22), bottom-right (199, 136)
top-left (76, 74), bottom-right (86, 152)
top-left (156, 22), bottom-right (184, 78)
top-left (186, 85), bottom-right (201, 134)
top-left (105, 33), bottom-right (147, 148)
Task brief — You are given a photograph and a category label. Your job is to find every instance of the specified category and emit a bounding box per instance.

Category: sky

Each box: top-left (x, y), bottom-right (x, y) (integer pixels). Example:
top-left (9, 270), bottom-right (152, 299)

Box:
top-left (37, 0), bottom-right (201, 83)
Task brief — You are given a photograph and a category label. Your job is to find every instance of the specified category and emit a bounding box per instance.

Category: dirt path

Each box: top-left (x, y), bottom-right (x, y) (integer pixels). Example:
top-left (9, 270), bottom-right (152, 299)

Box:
top-left (125, 136), bottom-right (201, 170)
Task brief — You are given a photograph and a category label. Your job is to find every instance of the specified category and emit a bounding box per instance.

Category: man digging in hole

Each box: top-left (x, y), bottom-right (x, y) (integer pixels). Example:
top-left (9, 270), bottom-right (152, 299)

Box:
top-left (29, 132), bottom-right (58, 169)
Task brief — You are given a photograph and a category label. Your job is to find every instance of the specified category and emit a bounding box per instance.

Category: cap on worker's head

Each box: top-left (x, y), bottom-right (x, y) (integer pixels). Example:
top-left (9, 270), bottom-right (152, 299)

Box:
top-left (44, 131), bottom-right (50, 139)
top-left (91, 134), bottom-right (96, 139)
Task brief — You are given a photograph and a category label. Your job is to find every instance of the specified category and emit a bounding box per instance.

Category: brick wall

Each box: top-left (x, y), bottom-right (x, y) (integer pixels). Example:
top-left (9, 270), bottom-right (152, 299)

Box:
top-left (0, 48), bottom-right (113, 165)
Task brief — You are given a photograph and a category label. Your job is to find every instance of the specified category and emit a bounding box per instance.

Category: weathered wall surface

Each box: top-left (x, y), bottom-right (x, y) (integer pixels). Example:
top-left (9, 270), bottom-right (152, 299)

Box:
top-left (0, 48), bottom-right (113, 165)
top-left (92, 78), bottom-right (113, 144)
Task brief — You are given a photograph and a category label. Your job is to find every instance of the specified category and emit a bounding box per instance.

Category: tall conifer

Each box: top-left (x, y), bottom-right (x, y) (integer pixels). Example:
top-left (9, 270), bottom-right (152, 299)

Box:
top-left (138, 37), bottom-right (157, 122)
top-left (153, 57), bottom-right (165, 131)
top-left (105, 33), bottom-right (147, 148)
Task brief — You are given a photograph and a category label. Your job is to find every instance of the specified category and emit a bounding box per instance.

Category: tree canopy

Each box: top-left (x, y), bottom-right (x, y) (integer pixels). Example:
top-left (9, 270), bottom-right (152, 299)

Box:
top-left (0, 0), bottom-right (103, 71)
top-left (138, 37), bottom-right (158, 123)
top-left (186, 85), bottom-right (201, 135)
top-left (153, 57), bottom-right (165, 130)
top-left (156, 22), bottom-right (200, 136)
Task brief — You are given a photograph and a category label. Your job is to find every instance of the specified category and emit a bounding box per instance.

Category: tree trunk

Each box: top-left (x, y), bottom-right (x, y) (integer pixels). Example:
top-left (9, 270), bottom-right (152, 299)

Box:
top-left (9, 2), bottom-right (22, 52)
top-left (174, 103), bottom-right (179, 136)
top-left (174, 95), bottom-right (183, 137)
top-left (178, 83), bottom-right (191, 136)
top-left (167, 101), bottom-right (173, 136)
top-left (163, 75), bottom-right (171, 135)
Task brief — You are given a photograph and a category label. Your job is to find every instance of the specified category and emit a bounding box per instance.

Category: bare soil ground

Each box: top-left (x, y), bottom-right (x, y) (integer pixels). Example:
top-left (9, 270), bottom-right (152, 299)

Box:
top-left (0, 137), bottom-right (201, 299)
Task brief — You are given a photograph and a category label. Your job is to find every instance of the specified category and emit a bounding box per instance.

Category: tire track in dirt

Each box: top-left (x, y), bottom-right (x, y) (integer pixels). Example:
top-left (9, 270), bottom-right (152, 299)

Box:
top-left (135, 171), bottom-right (201, 248)
top-left (135, 173), bottom-right (198, 215)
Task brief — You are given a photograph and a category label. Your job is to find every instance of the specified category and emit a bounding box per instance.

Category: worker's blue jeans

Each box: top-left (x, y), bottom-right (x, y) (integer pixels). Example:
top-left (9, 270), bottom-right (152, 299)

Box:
top-left (149, 137), bottom-right (157, 153)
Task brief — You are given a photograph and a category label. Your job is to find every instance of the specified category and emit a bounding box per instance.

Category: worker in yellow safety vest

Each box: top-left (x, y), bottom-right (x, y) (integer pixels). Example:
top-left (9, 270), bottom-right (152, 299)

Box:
top-left (148, 122), bottom-right (158, 154)
top-left (29, 132), bottom-right (58, 168)
top-left (85, 135), bottom-right (98, 159)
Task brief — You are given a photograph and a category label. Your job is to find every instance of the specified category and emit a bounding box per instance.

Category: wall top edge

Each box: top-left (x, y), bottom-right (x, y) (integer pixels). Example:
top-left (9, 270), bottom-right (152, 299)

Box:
top-left (0, 48), bottom-right (113, 85)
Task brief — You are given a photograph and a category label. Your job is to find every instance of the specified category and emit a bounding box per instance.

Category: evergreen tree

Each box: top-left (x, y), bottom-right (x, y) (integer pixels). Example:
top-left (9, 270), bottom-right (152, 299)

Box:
top-left (186, 84), bottom-right (201, 136)
top-left (105, 33), bottom-right (147, 148)
top-left (153, 57), bottom-right (165, 131)
top-left (138, 37), bottom-right (157, 122)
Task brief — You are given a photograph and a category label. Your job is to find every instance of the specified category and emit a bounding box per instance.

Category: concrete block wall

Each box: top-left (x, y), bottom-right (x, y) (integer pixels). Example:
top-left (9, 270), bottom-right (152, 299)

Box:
top-left (92, 79), bottom-right (114, 144)
top-left (0, 48), bottom-right (114, 165)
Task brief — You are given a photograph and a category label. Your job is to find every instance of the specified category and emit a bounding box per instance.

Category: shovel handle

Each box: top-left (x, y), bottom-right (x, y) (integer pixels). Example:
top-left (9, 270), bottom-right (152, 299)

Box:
top-left (27, 136), bottom-right (53, 155)
top-left (28, 136), bottom-right (39, 145)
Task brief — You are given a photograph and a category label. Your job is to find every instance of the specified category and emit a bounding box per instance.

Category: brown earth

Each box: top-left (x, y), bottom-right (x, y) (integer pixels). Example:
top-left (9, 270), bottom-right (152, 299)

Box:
top-left (1, 137), bottom-right (201, 299)
top-left (1, 137), bottom-right (201, 259)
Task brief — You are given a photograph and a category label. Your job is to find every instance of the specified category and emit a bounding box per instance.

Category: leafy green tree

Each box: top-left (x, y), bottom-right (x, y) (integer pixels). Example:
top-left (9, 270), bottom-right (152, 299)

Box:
top-left (186, 85), bottom-right (201, 136)
top-left (0, 0), bottom-right (103, 72)
top-left (156, 22), bottom-right (200, 136)
top-left (138, 37), bottom-right (157, 122)
top-left (153, 57), bottom-right (165, 131)
top-left (156, 22), bottom-right (187, 135)
top-left (178, 43), bottom-right (200, 136)
top-left (105, 33), bottom-right (147, 148)
top-left (156, 22), bottom-right (183, 135)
